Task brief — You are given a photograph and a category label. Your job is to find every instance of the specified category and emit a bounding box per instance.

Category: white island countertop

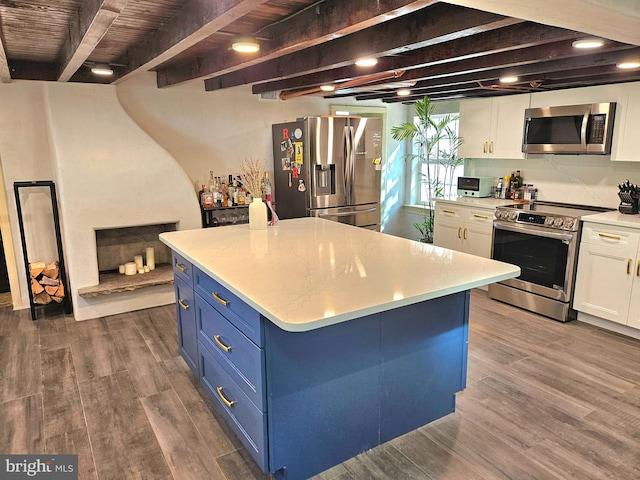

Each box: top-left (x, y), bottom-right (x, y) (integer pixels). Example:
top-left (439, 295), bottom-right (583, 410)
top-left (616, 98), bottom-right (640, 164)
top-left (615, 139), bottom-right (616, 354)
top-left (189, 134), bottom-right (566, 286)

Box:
top-left (581, 210), bottom-right (640, 229)
top-left (160, 218), bottom-right (520, 332)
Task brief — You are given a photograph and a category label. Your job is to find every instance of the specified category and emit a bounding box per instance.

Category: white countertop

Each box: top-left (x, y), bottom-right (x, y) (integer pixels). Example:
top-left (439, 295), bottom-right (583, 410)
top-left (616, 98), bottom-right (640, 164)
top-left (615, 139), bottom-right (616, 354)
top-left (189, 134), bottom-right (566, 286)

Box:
top-left (582, 210), bottom-right (640, 229)
top-left (160, 218), bottom-right (520, 332)
top-left (435, 197), bottom-right (517, 209)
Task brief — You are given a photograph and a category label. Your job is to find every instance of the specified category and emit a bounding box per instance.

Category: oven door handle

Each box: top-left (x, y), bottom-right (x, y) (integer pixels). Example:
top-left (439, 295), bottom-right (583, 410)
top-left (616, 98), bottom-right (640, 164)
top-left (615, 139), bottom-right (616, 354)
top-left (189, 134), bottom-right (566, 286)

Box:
top-left (493, 221), bottom-right (575, 242)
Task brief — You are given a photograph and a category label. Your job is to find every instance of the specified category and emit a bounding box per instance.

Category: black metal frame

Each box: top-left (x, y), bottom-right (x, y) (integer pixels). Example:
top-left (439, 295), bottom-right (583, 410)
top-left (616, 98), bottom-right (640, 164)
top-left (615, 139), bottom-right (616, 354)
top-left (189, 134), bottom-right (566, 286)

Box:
top-left (13, 181), bottom-right (72, 320)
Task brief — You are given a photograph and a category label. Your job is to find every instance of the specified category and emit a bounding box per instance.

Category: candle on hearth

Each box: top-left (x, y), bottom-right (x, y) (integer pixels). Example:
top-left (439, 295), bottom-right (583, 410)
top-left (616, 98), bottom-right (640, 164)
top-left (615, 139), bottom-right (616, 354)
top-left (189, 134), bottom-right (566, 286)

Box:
top-left (134, 255), bottom-right (143, 270)
top-left (145, 247), bottom-right (155, 270)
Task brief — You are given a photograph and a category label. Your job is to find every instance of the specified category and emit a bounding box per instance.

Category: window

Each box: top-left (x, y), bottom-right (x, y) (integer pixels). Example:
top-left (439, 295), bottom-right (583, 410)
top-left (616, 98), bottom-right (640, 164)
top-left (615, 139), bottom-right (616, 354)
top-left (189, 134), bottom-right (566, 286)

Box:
top-left (415, 114), bottom-right (464, 203)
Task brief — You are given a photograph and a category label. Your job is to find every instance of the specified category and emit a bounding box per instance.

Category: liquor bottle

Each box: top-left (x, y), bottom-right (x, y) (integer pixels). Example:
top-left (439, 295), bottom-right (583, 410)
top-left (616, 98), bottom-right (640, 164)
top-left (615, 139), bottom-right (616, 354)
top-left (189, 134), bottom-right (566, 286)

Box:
top-left (227, 174), bottom-right (235, 206)
top-left (208, 171), bottom-right (216, 194)
top-left (509, 171), bottom-right (518, 199)
top-left (515, 170), bottom-right (523, 188)
top-left (261, 173), bottom-right (272, 202)
top-left (221, 180), bottom-right (228, 208)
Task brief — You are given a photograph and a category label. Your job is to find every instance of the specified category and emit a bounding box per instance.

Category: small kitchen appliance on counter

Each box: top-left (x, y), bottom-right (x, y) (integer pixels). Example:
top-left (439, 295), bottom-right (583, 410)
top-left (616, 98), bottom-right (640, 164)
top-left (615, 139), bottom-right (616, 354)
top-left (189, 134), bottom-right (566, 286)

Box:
top-left (457, 176), bottom-right (493, 197)
top-left (618, 179), bottom-right (639, 214)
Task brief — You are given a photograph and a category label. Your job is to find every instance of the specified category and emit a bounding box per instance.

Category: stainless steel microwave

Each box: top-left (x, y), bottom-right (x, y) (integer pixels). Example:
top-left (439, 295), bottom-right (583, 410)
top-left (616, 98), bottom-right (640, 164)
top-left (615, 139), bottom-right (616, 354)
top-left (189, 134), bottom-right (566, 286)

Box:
top-left (522, 102), bottom-right (616, 155)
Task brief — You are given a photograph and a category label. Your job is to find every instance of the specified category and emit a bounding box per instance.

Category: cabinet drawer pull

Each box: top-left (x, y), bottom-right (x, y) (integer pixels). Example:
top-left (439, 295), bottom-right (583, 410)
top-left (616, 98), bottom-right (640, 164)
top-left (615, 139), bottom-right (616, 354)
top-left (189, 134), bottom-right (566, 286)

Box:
top-left (212, 292), bottom-right (230, 307)
top-left (489, 141), bottom-right (494, 153)
top-left (483, 141), bottom-right (487, 153)
top-left (473, 214), bottom-right (489, 220)
top-left (443, 209), bottom-right (456, 215)
top-left (463, 227), bottom-right (468, 240)
top-left (628, 258), bottom-right (633, 275)
top-left (178, 299), bottom-right (190, 310)
top-left (457, 227), bottom-right (462, 239)
top-left (216, 386), bottom-right (235, 408)
top-left (598, 233), bottom-right (621, 240)
top-left (213, 335), bottom-right (231, 352)
top-left (175, 263), bottom-right (187, 273)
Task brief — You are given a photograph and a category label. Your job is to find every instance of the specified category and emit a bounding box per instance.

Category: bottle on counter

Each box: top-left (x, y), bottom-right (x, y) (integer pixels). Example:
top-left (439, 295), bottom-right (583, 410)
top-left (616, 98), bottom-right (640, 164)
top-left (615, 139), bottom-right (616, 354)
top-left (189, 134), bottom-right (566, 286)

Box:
top-left (509, 171), bottom-right (518, 199)
top-left (261, 172), bottom-right (272, 202)
top-left (515, 170), bottom-right (523, 188)
top-left (495, 177), bottom-right (503, 199)
top-left (227, 174), bottom-right (236, 206)
top-left (502, 175), bottom-right (510, 199)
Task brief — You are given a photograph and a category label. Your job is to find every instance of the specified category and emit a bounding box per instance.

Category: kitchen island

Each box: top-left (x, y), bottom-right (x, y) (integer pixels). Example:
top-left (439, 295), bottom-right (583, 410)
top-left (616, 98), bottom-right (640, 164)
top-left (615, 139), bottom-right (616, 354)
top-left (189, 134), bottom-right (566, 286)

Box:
top-left (160, 218), bottom-right (519, 480)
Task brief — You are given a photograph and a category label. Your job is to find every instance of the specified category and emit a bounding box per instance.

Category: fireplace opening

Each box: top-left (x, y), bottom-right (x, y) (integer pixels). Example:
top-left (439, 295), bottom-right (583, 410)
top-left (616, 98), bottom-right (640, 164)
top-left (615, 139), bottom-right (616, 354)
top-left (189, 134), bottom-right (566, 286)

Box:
top-left (78, 223), bottom-right (177, 297)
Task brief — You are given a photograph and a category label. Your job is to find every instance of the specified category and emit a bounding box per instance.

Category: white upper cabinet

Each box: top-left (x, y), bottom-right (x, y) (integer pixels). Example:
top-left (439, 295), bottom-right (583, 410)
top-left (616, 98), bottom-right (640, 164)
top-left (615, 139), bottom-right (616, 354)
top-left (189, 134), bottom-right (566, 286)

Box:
top-left (458, 94), bottom-right (530, 160)
top-left (611, 83), bottom-right (640, 162)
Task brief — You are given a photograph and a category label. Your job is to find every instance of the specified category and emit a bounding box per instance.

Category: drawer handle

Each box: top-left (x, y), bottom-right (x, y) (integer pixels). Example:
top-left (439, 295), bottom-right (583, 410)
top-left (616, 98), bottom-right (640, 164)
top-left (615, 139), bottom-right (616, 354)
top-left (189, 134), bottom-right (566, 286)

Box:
top-left (483, 141), bottom-right (487, 153)
top-left (443, 209), bottom-right (456, 215)
top-left (175, 263), bottom-right (187, 273)
top-left (473, 214), bottom-right (489, 220)
top-left (489, 141), bottom-right (494, 153)
top-left (216, 386), bottom-right (235, 408)
top-left (213, 335), bottom-right (231, 352)
top-left (628, 258), bottom-right (632, 275)
top-left (463, 227), bottom-right (468, 240)
top-left (637, 260), bottom-right (640, 277)
top-left (212, 292), bottom-right (230, 307)
top-left (178, 299), bottom-right (190, 310)
top-left (598, 233), bottom-right (621, 240)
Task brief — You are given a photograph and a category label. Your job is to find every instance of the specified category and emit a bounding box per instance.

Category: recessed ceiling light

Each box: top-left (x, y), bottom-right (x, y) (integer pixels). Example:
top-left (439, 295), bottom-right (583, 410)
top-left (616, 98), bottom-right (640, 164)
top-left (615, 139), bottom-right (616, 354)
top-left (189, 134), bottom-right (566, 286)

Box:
top-left (617, 61), bottom-right (640, 69)
top-left (90, 63), bottom-right (113, 76)
top-left (320, 84), bottom-right (335, 92)
top-left (572, 38), bottom-right (605, 49)
top-left (397, 88), bottom-right (411, 96)
top-left (232, 37), bottom-right (260, 53)
top-left (355, 57), bottom-right (378, 67)
top-left (499, 75), bottom-right (518, 83)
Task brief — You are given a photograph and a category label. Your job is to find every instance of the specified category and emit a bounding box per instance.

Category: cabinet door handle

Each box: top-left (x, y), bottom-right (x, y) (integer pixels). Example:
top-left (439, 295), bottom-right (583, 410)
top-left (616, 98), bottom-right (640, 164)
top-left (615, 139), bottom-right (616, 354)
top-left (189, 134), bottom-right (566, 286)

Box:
top-left (627, 258), bottom-right (632, 275)
top-left (443, 209), bottom-right (456, 215)
top-left (463, 227), bottom-right (468, 240)
top-left (489, 141), bottom-right (494, 153)
top-left (175, 263), bottom-right (187, 273)
top-left (216, 386), bottom-right (235, 408)
top-left (213, 335), bottom-right (232, 352)
top-left (212, 292), bottom-right (230, 307)
top-left (178, 299), bottom-right (190, 310)
top-left (483, 141), bottom-right (487, 153)
top-left (637, 260), bottom-right (640, 277)
top-left (457, 227), bottom-right (462, 239)
top-left (473, 214), bottom-right (489, 220)
top-left (598, 233), bottom-right (621, 240)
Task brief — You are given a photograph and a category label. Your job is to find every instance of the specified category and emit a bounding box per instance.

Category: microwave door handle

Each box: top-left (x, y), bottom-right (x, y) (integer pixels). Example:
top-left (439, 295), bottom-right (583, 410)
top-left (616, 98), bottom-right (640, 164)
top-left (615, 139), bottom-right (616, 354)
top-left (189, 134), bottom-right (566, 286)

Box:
top-left (581, 110), bottom-right (590, 149)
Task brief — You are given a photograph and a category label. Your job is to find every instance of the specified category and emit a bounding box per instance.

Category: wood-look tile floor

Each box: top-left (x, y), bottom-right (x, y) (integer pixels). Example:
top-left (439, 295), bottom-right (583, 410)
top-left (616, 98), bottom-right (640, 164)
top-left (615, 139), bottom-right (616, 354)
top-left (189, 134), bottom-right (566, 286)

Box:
top-left (2, 290), bottom-right (640, 479)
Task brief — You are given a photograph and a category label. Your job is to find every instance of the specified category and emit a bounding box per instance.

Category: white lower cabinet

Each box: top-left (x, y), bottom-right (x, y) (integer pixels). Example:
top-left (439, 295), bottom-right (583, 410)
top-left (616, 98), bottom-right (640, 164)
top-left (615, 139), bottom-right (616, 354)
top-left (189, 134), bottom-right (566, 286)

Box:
top-left (573, 222), bottom-right (640, 328)
top-left (433, 202), bottom-right (494, 258)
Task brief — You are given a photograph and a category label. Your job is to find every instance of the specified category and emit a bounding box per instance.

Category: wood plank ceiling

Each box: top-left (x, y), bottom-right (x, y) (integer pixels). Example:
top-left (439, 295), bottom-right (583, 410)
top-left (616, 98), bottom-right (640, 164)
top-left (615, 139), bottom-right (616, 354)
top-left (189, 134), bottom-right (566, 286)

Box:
top-left (1, 0), bottom-right (640, 103)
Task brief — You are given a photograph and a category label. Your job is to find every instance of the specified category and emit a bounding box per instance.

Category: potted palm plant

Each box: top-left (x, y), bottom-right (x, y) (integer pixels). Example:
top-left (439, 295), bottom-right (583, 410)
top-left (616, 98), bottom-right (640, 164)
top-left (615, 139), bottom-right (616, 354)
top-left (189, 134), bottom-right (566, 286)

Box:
top-left (391, 95), bottom-right (464, 243)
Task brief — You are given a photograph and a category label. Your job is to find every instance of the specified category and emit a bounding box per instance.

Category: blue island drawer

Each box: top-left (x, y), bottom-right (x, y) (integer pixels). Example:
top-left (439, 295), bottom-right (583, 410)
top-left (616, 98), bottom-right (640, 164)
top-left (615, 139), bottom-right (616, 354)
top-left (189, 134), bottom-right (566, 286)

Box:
top-left (172, 251), bottom-right (193, 285)
top-left (199, 341), bottom-right (267, 471)
top-left (194, 267), bottom-right (263, 346)
top-left (196, 295), bottom-right (265, 410)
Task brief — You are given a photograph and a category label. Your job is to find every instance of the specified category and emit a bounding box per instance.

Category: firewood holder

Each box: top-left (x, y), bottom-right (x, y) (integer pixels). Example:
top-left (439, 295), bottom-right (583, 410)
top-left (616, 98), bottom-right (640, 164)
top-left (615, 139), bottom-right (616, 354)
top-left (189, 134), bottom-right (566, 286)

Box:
top-left (14, 181), bottom-right (72, 320)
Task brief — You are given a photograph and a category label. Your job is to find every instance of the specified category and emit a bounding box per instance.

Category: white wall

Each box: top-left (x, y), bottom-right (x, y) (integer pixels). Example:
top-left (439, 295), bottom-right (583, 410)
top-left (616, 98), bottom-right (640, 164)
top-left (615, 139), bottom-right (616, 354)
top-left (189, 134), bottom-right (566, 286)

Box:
top-left (0, 75), bottom-right (409, 314)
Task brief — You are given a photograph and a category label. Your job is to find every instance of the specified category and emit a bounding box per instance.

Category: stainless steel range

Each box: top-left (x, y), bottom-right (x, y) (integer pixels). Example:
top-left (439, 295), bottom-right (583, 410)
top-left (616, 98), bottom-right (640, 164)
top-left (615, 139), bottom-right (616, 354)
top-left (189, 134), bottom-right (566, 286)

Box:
top-left (489, 201), bottom-right (612, 322)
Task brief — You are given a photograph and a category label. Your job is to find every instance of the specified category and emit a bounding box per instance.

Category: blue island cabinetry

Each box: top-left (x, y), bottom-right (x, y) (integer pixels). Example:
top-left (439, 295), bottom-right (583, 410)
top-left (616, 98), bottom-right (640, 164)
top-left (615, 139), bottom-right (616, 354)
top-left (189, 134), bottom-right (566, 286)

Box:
top-left (170, 253), bottom-right (470, 480)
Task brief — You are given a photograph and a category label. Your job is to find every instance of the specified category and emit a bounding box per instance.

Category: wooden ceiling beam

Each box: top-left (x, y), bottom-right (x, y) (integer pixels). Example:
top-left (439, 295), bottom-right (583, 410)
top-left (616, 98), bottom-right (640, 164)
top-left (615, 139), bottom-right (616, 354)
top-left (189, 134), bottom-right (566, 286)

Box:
top-left (204, 4), bottom-right (521, 92)
top-left (57, 0), bottom-right (129, 82)
top-left (157, 0), bottom-right (438, 88)
top-left (113, 0), bottom-right (270, 85)
top-left (0, 25), bottom-right (10, 83)
top-left (252, 22), bottom-right (580, 94)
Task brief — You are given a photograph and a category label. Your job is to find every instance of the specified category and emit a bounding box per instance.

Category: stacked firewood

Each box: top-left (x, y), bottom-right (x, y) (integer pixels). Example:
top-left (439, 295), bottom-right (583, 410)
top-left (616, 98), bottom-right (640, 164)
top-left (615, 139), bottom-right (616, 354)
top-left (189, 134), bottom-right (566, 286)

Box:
top-left (30, 261), bottom-right (65, 305)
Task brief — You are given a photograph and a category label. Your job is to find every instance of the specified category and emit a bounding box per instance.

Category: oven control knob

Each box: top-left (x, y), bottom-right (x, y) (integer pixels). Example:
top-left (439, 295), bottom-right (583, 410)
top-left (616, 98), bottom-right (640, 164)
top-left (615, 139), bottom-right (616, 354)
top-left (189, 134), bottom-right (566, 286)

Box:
top-left (565, 218), bottom-right (575, 229)
top-left (545, 217), bottom-right (554, 226)
top-left (554, 217), bottom-right (564, 227)
top-left (508, 211), bottom-right (518, 221)
top-left (495, 210), bottom-right (503, 219)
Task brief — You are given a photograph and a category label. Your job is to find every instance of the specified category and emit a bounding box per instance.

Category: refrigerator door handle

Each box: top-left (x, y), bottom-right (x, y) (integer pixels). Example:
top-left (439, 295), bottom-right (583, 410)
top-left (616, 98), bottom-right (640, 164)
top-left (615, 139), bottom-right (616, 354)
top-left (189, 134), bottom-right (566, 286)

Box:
top-left (318, 207), bottom-right (377, 218)
top-left (343, 125), bottom-right (352, 204)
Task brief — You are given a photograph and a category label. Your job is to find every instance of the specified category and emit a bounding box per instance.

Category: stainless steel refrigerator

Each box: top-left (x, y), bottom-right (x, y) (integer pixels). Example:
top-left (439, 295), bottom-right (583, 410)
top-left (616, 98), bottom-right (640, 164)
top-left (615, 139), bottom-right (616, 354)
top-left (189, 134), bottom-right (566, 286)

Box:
top-left (271, 116), bottom-right (383, 230)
